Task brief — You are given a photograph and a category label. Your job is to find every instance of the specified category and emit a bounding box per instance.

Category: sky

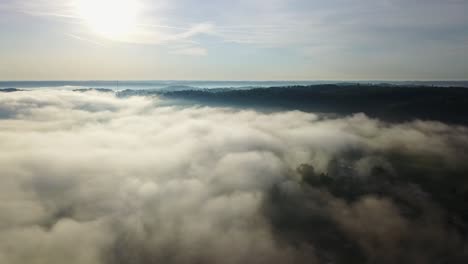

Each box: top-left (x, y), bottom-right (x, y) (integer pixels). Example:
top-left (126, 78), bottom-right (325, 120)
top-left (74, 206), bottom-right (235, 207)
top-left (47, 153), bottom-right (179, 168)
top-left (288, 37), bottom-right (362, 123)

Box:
top-left (0, 0), bottom-right (467, 80)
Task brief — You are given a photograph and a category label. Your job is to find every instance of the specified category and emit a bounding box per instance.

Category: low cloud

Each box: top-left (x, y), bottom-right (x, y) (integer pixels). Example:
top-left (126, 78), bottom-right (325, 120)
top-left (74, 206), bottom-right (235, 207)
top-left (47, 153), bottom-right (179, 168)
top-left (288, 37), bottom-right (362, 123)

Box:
top-left (0, 90), bottom-right (467, 263)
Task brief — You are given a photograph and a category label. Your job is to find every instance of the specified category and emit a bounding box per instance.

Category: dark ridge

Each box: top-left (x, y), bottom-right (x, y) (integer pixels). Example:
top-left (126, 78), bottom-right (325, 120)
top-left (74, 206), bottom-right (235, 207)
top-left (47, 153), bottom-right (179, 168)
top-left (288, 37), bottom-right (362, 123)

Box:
top-left (73, 88), bottom-right (114, 93)
top-left (0, 88), bottom-right (23, 92)
top-left (152, 84), bottom-right (468, 125)
top-left (159, 85), bottom-right (198, 92)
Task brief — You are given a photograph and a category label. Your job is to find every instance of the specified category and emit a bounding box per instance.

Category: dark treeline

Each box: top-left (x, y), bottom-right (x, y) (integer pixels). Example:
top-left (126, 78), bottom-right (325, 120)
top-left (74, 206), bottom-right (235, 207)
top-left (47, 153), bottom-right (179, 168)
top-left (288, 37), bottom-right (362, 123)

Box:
top-left (146, 84), bottom-right (468, 125)
top-left (0, 88), bottom-right (23, 92)
top-left (5, 84), bottom-right (468, 124)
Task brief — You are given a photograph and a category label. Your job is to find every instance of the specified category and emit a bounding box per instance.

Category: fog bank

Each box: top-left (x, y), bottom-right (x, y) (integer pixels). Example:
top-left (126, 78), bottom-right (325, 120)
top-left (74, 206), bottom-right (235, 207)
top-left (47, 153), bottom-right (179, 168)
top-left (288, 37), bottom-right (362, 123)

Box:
top-left (1, 90), bottom-right (467, 264)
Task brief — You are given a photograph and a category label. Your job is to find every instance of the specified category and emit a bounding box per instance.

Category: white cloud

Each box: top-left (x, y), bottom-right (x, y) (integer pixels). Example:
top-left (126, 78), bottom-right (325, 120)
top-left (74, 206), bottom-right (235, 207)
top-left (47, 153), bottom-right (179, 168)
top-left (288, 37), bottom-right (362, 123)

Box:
top-left (1, 90), bottom-right (467, 263)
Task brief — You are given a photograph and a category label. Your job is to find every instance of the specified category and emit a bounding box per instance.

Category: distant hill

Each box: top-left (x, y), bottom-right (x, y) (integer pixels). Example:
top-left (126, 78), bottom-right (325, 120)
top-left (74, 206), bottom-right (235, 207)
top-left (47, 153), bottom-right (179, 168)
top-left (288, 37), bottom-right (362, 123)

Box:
top-left (152, 84), bottom-right (468, 125)
top-left (73, 88), bottom-right (114, 93)
top-left (0, 88), bottom-right (23, 93)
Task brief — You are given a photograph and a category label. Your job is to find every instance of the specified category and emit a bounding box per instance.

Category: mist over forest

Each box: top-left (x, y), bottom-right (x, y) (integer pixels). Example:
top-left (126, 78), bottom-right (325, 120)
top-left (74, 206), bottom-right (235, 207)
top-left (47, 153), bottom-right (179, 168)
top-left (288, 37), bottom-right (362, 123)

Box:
top-left (1, 86), bottom-right (468, 264)
top-left (120, 84), bottom-right (468, 125)
top-left (2, 0), bottom-right (468, 262)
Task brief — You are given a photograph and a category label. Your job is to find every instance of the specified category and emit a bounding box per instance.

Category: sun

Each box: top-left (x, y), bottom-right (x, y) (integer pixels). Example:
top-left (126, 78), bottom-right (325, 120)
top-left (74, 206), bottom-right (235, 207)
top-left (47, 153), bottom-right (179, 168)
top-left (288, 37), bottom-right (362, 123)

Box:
top-left (73, 0), bottom-right (141, 39)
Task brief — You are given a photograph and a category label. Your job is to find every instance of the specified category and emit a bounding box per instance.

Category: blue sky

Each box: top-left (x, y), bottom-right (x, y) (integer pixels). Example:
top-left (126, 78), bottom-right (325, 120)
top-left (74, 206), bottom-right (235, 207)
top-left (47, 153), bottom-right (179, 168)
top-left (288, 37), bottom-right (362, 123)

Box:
top-left (1, 0), bottom-right (467, 80)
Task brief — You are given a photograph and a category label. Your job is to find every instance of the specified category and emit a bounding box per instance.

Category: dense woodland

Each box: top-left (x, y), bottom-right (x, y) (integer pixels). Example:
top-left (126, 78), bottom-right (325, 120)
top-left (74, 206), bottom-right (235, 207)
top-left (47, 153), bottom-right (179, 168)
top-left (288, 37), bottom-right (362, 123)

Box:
top-left (152, 84), bottom-right (468, 125)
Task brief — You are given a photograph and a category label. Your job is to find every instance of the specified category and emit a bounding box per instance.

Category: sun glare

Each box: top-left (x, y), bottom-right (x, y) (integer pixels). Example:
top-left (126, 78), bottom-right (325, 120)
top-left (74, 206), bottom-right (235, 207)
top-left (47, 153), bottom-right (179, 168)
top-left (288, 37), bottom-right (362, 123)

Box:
top-left (73, 0), bottom-right (141, 39)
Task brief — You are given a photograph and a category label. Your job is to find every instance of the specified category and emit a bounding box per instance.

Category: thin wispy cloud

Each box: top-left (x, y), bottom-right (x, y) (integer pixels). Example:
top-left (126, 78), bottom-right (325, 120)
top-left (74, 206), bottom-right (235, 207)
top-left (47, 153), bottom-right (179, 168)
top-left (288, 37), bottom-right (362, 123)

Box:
top-left (13, 0), bottom-right (213, 51)
top-left (66, 34), bottom-right (105, 46)
top-left (1, 0), bottom-right (467, 79)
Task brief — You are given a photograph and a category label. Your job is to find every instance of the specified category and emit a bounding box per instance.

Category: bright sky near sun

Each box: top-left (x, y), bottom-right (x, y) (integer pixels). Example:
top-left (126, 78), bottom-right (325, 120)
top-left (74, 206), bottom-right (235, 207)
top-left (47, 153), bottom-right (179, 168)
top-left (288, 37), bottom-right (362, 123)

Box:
top-left (72, 0), bottom-right (140, 39)
top-left (0, 0), bottom-right (467, 80)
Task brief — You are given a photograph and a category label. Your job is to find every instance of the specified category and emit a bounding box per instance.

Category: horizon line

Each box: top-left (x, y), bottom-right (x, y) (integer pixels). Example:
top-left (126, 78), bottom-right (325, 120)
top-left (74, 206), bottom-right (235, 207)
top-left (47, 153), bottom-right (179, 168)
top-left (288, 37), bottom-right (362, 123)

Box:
top-left (1, 79), bottom-right (468, 82)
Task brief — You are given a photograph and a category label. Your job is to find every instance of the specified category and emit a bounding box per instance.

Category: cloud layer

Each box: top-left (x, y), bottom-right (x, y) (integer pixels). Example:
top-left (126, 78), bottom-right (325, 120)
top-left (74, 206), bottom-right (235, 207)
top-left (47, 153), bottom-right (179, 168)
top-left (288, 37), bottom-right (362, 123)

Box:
top-left (1, 90), bottom-right (468, 263)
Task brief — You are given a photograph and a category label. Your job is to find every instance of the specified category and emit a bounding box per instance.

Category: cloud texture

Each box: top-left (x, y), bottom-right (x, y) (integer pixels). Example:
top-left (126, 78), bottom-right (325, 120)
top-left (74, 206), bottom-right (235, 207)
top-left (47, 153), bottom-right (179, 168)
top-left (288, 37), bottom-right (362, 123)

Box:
top-left (0, 90), bottom-right (468, 263)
